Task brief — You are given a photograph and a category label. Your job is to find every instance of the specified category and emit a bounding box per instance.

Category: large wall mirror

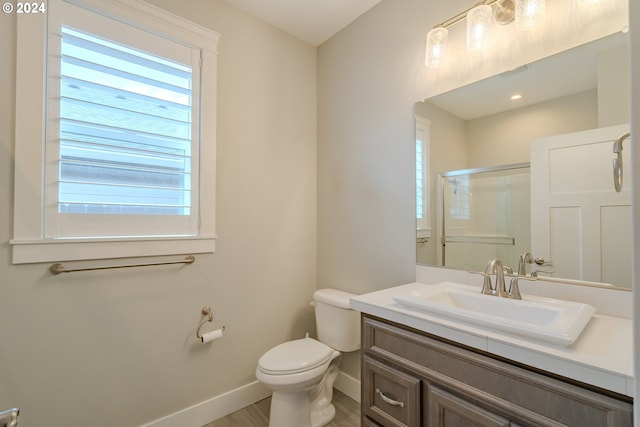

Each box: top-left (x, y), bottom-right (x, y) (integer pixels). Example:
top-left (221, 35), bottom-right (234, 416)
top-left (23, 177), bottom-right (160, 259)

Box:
top-left (416, 32), bottom-right (631, 289)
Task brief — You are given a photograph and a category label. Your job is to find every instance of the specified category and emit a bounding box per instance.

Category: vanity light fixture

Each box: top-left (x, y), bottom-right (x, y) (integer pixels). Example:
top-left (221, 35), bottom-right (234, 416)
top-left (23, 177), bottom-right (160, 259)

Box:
top-left (425, 0), bottom-right (547, 68)
top-left (467, 4), bottom-right (493, 51)
top-left (425, 26), bottom-right (448, 68)
top-left (515, 0), bottom-right (546, 30)
top-left (494, 0), bottom-right (516, 24)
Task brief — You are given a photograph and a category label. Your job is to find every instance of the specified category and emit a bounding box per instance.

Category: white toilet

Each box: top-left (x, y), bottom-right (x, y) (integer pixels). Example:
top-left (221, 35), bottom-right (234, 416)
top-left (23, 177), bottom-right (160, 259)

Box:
top-left (255, 288), bottom-right (360, 427)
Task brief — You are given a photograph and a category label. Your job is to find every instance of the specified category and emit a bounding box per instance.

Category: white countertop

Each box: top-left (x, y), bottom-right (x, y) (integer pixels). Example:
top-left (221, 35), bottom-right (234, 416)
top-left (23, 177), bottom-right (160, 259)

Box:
top-left (350, 281), bottom-right (634, 397)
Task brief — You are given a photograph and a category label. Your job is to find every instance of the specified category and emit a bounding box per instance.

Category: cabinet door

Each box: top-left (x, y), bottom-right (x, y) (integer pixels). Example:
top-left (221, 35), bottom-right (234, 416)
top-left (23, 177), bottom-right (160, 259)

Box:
top-left (427, 386), bottom-right (511, 427)
top-left (363, 356), bottom-right (421, 427)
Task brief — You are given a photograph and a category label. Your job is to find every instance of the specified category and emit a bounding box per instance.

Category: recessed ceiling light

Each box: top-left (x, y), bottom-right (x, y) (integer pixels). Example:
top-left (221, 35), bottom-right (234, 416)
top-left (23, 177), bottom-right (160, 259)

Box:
top-left (510, 94), bottom-right (523, 101)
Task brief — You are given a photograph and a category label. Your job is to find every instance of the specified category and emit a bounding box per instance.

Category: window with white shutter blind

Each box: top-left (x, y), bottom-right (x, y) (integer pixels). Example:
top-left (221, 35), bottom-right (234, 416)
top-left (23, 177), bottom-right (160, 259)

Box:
top-left (415, 116), bottom-right (431, 239)
top-left (45, 16), bottom-right (200, 238)
top-left (12, 0), bottom-right (219, 263)
top-left (58, 27), bottom-right (194, 216)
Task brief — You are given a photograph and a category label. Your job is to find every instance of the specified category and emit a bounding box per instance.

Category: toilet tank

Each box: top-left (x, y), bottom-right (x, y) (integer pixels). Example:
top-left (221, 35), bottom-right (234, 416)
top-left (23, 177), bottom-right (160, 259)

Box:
top-left (313, 288), bottom-right (360, 352)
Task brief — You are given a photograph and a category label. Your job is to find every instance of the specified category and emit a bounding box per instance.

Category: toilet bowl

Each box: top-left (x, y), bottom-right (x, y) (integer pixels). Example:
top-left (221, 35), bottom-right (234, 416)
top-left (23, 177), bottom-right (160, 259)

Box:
top-left (255, 289), bottom-right (360, 427)
top-left (256, 337), bottom-right (340, 427)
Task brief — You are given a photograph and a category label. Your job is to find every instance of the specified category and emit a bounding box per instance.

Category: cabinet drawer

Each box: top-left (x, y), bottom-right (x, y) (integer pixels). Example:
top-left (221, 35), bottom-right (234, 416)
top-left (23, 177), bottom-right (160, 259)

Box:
top-left (363, 356), bottom-right (421, 427)
top-left (428, 385), bottom-right (511, 427)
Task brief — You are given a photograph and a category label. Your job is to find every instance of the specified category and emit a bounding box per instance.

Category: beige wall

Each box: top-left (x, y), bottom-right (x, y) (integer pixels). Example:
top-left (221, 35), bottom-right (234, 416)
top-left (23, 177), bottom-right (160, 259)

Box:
top-left (598, 44), bottom-right (631, 127)
top-left (0, 1), bottom-right (316, 426)
top-left (466, 90), bottom-right (599, 168)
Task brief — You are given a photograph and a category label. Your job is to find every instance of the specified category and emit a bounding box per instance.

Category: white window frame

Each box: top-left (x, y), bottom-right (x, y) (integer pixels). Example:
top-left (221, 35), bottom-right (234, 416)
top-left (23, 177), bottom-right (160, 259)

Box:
top-left (415, 115), bottom-right (432, 240)
top-left (12, 0), bottom-right (219, 264)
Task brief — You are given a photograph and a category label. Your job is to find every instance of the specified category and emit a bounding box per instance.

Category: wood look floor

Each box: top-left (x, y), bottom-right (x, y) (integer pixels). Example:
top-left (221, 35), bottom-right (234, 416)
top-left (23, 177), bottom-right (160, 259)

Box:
top-left (203, 389), bottom-right (360, 427)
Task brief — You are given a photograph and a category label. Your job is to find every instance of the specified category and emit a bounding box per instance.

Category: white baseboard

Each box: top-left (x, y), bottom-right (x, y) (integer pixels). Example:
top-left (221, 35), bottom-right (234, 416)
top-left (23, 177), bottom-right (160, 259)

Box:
top-left (141, 371), bottom-right (361, 426)
top-left (334, 371), bottom-right (361, 403)
top-left (140, 381), bottom-right (271, 427)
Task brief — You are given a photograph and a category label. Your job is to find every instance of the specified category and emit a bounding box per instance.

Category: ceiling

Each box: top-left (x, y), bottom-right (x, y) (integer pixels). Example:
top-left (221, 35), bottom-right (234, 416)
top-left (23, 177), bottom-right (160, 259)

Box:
top-left (426, 32), bottom-right (629, 120)
top-left (223, 0), bottom-right (382, 46)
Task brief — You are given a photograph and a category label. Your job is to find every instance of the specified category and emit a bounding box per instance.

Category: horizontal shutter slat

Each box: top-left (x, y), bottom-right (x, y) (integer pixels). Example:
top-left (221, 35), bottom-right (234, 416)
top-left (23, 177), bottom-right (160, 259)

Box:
top-left (61, 119), bottom-right (191, 155)
top-left (61, 75), bottom-right (191, 122)
top-left (61, 97), bottom-right (191, 139)
top-left (62, 30), bottom-right (192, 80)
top-left (62, 55), bottom-right (192, 97)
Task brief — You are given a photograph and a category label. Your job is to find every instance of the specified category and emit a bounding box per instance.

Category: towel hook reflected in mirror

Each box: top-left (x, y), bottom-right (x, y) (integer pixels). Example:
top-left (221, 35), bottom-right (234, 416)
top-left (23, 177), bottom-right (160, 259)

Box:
top-left (613, 131), bottom-right (630, 192)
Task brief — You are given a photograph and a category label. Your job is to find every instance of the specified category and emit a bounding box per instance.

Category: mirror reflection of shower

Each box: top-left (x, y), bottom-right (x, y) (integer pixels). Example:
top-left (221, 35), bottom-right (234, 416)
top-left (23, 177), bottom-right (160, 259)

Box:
top-left (438, 163), bottom-right (530, 273)
top-left (446, 176), bottom-right (471, 220)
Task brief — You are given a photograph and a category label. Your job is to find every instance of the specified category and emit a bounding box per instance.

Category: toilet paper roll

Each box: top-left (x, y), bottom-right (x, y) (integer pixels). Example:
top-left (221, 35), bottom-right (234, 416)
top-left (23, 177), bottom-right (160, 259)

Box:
top-left (201, 328), bottom-right (224, 343)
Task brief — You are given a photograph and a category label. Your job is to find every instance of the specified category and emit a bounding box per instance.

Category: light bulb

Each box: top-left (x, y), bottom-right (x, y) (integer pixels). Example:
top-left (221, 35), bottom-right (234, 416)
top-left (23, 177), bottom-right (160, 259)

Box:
top-left (425, 27), bottom-right (448, 68)
top-left (515, 0), bottom-right (546, 30)
top-left (467, 4), bottom-right (492, 51)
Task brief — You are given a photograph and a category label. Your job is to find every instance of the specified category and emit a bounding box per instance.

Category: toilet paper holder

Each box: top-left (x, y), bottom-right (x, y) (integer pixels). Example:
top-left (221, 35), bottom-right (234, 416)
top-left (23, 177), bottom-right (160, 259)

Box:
top-left (196, 306), bottom-right (225, 340)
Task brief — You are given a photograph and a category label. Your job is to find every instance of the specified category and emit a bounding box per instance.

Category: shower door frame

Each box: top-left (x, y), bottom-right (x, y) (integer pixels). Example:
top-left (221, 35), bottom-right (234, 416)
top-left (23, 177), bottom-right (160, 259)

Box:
top-left (437, 162), bottom-right (530, 268)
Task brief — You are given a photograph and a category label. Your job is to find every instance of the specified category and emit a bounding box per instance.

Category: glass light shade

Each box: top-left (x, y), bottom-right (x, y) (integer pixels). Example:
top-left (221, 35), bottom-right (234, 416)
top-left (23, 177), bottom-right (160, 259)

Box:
top-left (425, 27), bottom-right (448, 68)
top-left (515, 0), bottom-right (546, 30)
top-left (466, 5), bottom-right (492, 51)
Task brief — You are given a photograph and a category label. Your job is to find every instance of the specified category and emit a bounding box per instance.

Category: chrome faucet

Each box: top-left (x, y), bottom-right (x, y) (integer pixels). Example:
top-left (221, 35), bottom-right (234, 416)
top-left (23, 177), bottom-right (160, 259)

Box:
top-left (517, 251), bottom-right (534, 276)
top-left (472, 258), bottom-right (535, 299)
top-left (485, 258), bottom-right (508, 297)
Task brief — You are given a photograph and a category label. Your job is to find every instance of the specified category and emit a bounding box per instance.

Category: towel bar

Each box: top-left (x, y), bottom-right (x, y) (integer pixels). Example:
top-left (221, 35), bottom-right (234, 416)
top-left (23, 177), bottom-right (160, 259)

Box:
top-left (49, 255), bottom-right (195, 275)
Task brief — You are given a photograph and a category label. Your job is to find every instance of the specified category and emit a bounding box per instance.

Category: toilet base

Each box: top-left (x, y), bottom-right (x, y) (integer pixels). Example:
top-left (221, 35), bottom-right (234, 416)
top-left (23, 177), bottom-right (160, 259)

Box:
top-left (311, 403), bottom-right (335, 427)
top-left (267, 392), bottom-right (336, 427)
top-left (268, 390), bottom-right (311, 427)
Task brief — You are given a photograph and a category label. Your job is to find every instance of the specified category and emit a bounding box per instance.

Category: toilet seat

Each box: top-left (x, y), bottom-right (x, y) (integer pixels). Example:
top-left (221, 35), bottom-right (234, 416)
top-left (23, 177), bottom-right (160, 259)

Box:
top-left (258, 338), bottom-right (333, 375)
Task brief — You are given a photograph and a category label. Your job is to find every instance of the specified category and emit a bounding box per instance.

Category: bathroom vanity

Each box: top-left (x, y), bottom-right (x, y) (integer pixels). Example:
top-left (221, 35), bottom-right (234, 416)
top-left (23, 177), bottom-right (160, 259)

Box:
top-left (351, 281), bottom-right (633, 427)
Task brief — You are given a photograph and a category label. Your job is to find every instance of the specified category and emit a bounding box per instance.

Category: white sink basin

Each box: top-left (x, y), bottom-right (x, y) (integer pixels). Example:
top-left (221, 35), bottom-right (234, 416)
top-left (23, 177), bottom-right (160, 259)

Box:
top-left (393, 282), bottom-right (595, 346)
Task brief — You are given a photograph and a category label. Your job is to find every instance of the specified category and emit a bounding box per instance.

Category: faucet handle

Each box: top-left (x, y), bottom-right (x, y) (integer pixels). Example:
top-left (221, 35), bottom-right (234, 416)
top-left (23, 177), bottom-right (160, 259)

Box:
top-left (469, 271), bottom-right (493, 295)
top-left (531, 269), bottom-right (555, 277)
top-left (508, 276), bottom-right (537, 300)
top-left (534, 257), bottom-right (553, 266)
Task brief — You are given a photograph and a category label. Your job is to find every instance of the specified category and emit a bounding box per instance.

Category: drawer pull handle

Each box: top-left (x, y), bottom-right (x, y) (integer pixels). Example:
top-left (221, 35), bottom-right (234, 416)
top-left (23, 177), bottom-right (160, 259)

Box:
top-left (376, 388), bottom-right (405, 408)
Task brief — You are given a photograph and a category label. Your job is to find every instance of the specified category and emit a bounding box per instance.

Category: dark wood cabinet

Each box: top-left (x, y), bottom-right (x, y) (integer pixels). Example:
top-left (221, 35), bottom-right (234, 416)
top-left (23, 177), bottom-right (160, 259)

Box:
top-left (361, 314), bottom-right (632, 427)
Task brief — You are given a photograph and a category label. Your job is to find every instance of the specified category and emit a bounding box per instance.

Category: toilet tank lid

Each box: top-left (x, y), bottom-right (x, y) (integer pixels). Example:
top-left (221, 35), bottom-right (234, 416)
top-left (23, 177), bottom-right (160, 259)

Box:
top-left (313, 288), bottom-right (356, 309)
